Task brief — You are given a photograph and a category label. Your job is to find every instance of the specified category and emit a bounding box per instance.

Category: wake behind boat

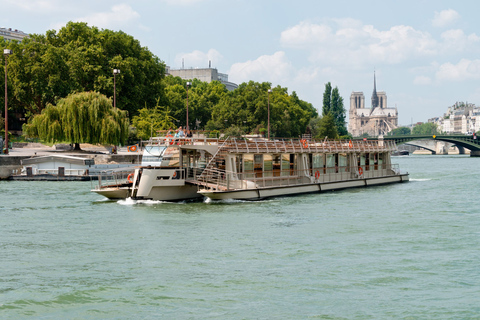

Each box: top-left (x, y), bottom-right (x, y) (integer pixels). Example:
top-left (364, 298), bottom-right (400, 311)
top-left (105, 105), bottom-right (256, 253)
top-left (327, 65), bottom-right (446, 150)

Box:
top-left (91, 136), bottom-right (409, 201)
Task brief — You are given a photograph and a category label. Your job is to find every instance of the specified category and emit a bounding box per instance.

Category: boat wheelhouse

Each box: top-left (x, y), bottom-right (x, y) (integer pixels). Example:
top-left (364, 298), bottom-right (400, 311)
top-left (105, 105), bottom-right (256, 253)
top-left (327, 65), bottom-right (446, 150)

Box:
top-left (92, 136), bottom-right (409, 201)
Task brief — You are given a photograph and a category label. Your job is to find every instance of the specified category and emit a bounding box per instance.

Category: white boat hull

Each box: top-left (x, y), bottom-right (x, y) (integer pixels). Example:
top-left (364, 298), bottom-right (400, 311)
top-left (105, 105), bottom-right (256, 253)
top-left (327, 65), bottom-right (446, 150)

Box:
top-left (92, 186), bottom-right (131, 200)
top-left (199, 174), bottom-right (409, 200)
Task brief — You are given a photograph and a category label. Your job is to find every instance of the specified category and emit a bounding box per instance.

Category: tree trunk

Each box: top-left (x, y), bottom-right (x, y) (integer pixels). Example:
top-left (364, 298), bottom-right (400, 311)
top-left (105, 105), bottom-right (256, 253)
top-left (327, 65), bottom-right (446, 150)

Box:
top-left (73, 143), bottom-right (81, 150)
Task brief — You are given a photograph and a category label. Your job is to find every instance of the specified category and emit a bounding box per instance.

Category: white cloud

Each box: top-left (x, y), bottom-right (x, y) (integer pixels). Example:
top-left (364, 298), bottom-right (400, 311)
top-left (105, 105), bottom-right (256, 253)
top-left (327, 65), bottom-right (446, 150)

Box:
top-left (440, 29), bottom-right (480, 53)
top-left (280, 20), bottom-right (437, 68)
top-left (4, 0), bottom-right (62, 12)
top-left (75, 4), bottom-right (140, 29)
top-left (175, 49), bottom-right (224, 69)
top-left (161, 0), bottom-right (207, 5)
top-left (436, 59), bottom-right (480, 81)
top-left (229, 51), bottom-right (295, 84)
top-left (432, 9), bottom-right (460, 28)
top-left (413, 75), bottom-right (432, 85)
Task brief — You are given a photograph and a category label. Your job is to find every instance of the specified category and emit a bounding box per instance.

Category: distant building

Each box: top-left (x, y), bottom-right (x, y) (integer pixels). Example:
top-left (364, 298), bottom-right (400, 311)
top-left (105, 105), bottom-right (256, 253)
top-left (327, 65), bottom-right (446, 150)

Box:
top-left (167, 62), bottom-right (238, 91)
top-left (429, 102), bottom-right (479, 134)
top-left (348, 73), bottom-right (398, 136)
top-left (0, 27), bottom-right (29, 42)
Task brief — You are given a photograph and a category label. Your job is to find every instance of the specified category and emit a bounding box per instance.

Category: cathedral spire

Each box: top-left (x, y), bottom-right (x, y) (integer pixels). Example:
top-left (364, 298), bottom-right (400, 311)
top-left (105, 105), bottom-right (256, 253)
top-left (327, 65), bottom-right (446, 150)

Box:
top-left (371, 70), bottom-right (379, 109)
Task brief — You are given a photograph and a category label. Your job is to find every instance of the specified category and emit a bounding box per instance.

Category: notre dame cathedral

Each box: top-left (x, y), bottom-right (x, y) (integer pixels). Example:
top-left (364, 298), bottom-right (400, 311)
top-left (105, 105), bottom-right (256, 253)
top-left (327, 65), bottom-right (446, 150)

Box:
top-left (348, 73), bottom-right (398, 137)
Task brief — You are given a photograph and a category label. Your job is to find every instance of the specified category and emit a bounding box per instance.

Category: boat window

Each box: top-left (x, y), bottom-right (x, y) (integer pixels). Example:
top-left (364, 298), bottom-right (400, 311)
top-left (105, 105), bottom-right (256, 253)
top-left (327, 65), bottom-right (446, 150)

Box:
top-left (378, 153), bottom-right (384, 168)
top-left (161, 147), bottom-right (180, 167)
top-left (243, 154), bottom-right (254, 178)
top-left (142, 146), bottom-right (166, 166)
top-left (326, 154), bottom-right (336, 173)
top-left (254, 154), bottom-right (263, 178)
top-left (371, 153), bottom-right (377, 170)
top-left (359, 154), bottom-right (366, 166)
top-left (312, 154), bottom-right (324, 175)
top-left (281, 154), bottom-right (290, 176)
top-left (236, 155), bottom-right (243, 173)
top-left (263, 154), bottom-right (273, 177)
top-left (272, 155), bottom-right (281, 177)
top-left (338, 153), bottom-right (347, 170)
top-left (289, 154), bottom-right (297, 176)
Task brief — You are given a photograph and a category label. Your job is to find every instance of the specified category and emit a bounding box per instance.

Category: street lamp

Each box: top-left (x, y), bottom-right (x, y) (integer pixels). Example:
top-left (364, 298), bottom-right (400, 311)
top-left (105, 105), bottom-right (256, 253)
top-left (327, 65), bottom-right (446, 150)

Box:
top-left (186, 81), bottom-right (191, 131)
top-left (4, 49), bottom-right (12, 155)
top-left (113, 69), bottom-right (120, 108)
top-left (267, 89), bottom-right (272, 140)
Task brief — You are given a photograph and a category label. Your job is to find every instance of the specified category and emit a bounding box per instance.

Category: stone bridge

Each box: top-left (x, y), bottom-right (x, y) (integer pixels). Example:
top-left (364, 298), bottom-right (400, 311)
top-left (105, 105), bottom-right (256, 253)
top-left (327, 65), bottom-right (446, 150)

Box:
top-left (355, 135), bottom-right (480, 156)
top-left (383, 135), bottom-right (480, 157)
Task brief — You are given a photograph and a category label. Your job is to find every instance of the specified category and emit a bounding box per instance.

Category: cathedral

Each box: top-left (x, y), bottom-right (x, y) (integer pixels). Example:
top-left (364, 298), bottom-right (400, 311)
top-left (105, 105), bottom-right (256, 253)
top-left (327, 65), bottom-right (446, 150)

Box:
top-left (348, 73), bottom-right (398, 137)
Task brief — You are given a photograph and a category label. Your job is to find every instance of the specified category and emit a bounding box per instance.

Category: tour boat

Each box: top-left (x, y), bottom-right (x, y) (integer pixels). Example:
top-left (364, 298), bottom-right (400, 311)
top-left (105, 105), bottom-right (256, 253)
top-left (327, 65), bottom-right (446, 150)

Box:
top-left (91, 136), bottom-right (409, 201)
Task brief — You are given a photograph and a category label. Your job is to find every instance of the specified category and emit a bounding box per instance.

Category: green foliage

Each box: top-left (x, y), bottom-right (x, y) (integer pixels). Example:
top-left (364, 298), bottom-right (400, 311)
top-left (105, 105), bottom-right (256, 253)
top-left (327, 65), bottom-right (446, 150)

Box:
top-left (322, 82), bottom-right (347, 136)
top-left (322, 82), bottom-right (332, 116)
top-left (223, 125), bottom-right (245, 139)
top-left (315, 113), bottom-right (339, 140)
top-left (205, 81), bottom-right (317, 138)
top-left (23, 91), bottom-right (129, 146)
top-left (412, 123), bottom-right (440, 135)
top-left (388, 126), bottom-right (411, 136)
top-left (132, 100), bottom-right (177, 140)
top-left (2, 22), bottom-right (165, 118)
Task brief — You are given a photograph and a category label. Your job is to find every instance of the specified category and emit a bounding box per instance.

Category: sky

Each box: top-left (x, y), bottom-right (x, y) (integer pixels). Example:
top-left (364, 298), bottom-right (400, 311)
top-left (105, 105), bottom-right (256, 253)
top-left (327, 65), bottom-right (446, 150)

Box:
top-left (2, 0), bottom-right (480, 125)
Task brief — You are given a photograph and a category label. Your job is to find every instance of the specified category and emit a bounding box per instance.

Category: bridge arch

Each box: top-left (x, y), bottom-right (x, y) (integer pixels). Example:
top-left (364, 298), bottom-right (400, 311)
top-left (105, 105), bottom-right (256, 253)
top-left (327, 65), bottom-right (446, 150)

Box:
top-left (358, 135), bottom-right (480, 157)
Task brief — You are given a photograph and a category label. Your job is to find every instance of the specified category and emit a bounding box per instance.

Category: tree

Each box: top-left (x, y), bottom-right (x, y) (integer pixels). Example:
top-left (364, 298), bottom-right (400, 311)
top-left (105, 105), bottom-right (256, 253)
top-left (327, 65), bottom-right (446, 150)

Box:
top-left (2, 22), bottom-right (166, 120)
top-left (132, 101), bottom-right (177, 140)
top-left (412, 122), bottom-right (440, 135)
top-left (23, 91), bottom-right (129, 150)
top-left (322, 82), bottom-right (347, 136)
top-left (388, 126), bottom-right (411, 136)
top-left (322, 82), bottom-right (332, 116)
top-left (315, 113), bottom-right (339, 140)
top-left (205, 81), bottom-right (317, 137)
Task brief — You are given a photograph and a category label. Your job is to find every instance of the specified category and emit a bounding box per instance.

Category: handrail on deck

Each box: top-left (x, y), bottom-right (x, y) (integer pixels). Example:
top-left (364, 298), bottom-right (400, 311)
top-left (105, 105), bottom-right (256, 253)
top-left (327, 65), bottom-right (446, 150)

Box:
top-left (196, 163), bottom-right (403, 192)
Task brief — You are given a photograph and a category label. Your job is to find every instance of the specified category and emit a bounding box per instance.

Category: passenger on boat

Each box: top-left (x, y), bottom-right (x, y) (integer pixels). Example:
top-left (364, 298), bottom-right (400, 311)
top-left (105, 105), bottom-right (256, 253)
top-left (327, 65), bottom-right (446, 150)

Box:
top-left (175, 127), bottom-right (185, 138)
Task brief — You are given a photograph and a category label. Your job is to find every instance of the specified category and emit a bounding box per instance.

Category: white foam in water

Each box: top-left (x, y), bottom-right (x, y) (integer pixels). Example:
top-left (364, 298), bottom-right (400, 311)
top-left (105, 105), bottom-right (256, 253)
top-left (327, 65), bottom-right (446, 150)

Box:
top-left (117, 197), bottom-right (137, 205)
top-left (410, 178), bottom-right (432, 182)
top-left (117, 197), bottom-right (181, 205)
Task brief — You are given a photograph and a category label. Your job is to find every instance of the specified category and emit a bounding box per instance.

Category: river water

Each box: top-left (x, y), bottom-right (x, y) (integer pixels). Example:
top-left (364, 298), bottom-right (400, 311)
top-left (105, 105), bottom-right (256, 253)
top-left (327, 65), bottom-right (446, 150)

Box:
top-left (1, 155), bottom-right (479, 319)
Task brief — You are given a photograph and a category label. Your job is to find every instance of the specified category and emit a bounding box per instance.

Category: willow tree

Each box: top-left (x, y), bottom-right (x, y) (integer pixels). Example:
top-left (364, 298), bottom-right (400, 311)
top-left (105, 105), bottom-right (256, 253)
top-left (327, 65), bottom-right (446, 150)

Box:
top-left (23, 91), bottom-right (129, 150)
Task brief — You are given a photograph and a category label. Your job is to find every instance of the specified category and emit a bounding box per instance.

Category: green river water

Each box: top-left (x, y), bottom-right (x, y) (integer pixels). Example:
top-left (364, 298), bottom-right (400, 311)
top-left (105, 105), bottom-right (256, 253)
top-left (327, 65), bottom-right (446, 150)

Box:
top-left (1, 155), bottom-right (479, 319)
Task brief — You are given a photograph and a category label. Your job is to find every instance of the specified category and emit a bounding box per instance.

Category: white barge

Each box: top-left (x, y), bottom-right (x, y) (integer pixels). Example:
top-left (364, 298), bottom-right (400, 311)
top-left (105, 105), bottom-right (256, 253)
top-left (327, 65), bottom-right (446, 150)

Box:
top-left (92, 137), bottom-right (409, 201)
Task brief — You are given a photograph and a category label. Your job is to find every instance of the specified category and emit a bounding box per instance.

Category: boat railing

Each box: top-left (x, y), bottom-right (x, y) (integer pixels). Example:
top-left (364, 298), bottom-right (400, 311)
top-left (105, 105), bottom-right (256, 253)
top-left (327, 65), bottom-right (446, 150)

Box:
top-left (94, 169), bottom-right (134, 190)
top-left (197, 163), bottom-right (402, 192)
top-left (145, 136), bottom-right (398, 153)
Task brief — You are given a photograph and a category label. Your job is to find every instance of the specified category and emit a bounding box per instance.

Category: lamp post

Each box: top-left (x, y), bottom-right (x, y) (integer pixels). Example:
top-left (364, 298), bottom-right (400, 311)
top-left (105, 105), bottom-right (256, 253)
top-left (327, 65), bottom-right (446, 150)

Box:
top-left (267, 89), bottom-right (272, 140)
top-left (113, 69), bottom-right (120, 108)
top-left (4, 49), bottom-right (12, 155)
top-left (186, 81), bottom-right (191, 131)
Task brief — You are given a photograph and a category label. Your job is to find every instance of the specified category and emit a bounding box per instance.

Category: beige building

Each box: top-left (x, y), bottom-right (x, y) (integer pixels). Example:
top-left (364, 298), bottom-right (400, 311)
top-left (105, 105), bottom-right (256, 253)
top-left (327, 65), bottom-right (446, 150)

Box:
top-left (0, 28), bottom-right (29, 42)
top-left (167, 63), bottom-right (238, 91)
top-left (348, 73), bottom-right (398, 136)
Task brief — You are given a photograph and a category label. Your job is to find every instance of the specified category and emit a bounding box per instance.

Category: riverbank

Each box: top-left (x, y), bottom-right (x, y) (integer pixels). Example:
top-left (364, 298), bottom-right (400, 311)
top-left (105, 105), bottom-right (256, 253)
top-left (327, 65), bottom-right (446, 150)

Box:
top-left (0, 143), bottom-right (142, 179)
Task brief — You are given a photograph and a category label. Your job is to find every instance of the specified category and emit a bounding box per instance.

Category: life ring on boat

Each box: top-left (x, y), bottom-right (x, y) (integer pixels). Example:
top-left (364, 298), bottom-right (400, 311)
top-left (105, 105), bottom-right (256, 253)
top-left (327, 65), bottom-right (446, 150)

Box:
top-left (127, 173), bottom-right (134, 183)
top-left (172, 171), bottom-right (177, 179)
top-left (301, 139), bottom-right (308, 148)
top-left (349, 140), bottom-right (353, 148)
top-left (358, 167), bottom-right (363, 176)
top-left (315, 170), bottom-right (320, 179)
top-left (129, 145), bottom-right (137, 152)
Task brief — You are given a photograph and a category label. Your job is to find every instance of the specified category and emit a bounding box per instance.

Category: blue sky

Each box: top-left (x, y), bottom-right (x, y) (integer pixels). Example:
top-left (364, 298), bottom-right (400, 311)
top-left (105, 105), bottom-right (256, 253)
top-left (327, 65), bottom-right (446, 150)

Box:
top-left (2, 0), bottom-right (480, 125)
